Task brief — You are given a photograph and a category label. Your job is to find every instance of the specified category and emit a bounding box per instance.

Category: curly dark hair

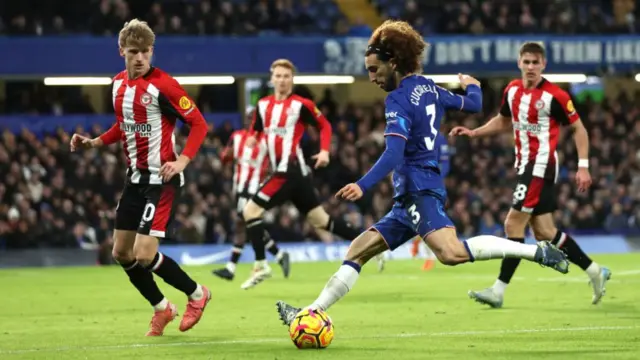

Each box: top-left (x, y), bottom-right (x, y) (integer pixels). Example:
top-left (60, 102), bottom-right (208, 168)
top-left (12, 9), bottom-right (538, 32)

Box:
top-left (367, 20), bottom-right (427, 75)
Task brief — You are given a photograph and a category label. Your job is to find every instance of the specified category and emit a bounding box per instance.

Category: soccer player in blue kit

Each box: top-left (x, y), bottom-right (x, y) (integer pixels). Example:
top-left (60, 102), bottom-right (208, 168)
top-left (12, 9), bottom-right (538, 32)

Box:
top-left (275, 20), bottom-right (569, 324)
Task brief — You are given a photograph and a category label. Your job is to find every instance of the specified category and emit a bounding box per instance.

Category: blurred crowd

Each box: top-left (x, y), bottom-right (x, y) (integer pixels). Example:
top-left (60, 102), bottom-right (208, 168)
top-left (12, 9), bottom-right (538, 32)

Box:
top-left (1, 0), bottom-right (637, 37)
top-left (1, 84), bottom-right (639, 251)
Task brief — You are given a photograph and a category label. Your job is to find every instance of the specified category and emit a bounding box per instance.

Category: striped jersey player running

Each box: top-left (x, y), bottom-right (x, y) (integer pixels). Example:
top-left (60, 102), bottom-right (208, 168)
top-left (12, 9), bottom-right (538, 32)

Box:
top-left (450, 42), bottom-right (611, 308)
top-left (70, 19), bottom-right (211, 336)
top-left (240, 59), bottom-right (362, 289)
top-left (212, 108), bottom-right (291, 282)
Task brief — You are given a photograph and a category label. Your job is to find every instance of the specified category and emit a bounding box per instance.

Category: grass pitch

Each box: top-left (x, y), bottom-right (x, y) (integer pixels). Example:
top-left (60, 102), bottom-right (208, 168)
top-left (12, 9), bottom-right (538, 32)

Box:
top-left (1, 254), bottom-right (639, 359)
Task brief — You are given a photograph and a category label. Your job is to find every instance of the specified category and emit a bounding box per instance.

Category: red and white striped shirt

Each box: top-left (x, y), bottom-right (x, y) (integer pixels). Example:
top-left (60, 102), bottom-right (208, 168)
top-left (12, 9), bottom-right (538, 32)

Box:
top-left (500, 78), bottom-right (580, 180)
top-left (99, 67), bottom-right (208, 186)
top-left (221, 129), bottom-right (269, 196)
top-left (251, 94), bottom-right (331, 175)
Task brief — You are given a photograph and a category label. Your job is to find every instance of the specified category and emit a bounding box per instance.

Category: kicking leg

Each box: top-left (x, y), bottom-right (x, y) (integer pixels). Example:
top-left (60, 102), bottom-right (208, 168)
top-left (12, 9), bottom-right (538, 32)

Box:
top-left (134, 234), bottom-right (211, 332)
top-left (276, 229), bottom-right (388, 325)
top-left (468, 209), bottom-right (530, 308)
top-left (530, 214), bottom-right (611, 304)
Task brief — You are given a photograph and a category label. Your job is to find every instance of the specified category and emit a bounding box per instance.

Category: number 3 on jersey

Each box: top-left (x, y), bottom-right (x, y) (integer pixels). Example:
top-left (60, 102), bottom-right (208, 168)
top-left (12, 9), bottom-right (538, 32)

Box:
top-left (408, 204), bottom-right (420, 225)
top-left (424, 104), bottom-right (438, 151)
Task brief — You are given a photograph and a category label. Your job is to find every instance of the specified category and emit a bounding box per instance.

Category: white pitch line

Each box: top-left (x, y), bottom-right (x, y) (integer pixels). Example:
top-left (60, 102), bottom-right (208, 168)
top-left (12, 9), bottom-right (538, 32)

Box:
top-left (1, 325), bottom-right (637, 355)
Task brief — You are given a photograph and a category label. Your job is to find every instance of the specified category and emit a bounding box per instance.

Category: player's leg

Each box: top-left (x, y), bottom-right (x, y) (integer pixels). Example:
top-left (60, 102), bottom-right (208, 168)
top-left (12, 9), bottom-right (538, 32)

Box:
top-left (112, 185), bottom-right (170, 336)
top-left (263, 226), bottom-right (291, 278)
top-left (410, 190), bottom-right (567, 270)
top-left (213, 196), bottom-right (249, 280)
top-left (468, 174), bottom-right (546, 307)
top-left (530, 214), bottom-right (611, 304)
top-left (276, 211), bottom-right (410, 325)
top-left (241, 174), bottom-right (290, 289)
top-left (136, 184), bottom-right (210, 332)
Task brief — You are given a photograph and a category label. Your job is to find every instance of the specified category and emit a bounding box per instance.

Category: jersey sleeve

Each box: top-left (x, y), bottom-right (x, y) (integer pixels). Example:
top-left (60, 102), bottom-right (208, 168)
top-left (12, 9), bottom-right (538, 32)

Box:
top-left (499, 85), bottom-right (512, 117)
top-left (550, 90), bottom-right (580, 125)
top-left (156, 75), bottom-right (208, 159)
top-left (299, 99), bottom-right (332, 151)
top-left (384, 96), bottom-right (411, 141)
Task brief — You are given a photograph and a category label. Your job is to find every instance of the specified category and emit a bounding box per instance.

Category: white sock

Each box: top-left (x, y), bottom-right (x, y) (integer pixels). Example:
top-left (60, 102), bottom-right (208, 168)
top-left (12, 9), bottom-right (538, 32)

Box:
top-left (275, 250), bottom-right (284, 262)
top-left (492, 279), bottom-right (508, 296)
top-left (225, 262), bottom-right (236, 273)
top-left (464, 235), bottom-right (537, 261)
top-left (189, 284), bottom-right (204, 300)
top-left (309, 263), bottom-right (360, 311)
top-left (153, 298), bottom-right (169, 311)
top-left (585, 262), bottom-right (601, 279)
top-left (255, 260), bottom-right (268, 269)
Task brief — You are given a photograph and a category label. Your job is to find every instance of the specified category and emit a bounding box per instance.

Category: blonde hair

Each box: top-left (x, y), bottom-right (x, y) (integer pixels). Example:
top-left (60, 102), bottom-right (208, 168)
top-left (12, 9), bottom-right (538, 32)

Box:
top-left (270, 59), bottom-right (296, 74)
top-left (118, 19), bottom-right (155, 49)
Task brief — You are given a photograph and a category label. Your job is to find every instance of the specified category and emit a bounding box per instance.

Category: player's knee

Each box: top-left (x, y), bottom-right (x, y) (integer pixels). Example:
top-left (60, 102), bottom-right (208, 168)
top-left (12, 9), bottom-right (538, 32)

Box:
top-left (532, 227), bottom-right (556, 242)
top-left (306, 206), bottom-right (329, 229)
top-left (503, 217), bottom-right (525, 238)
top-left (242, 201), bottom-right (264, 221)
top-left (434, 249), bottom-right (465, 266)
top-left (112, 248), bottom-right (134, 264)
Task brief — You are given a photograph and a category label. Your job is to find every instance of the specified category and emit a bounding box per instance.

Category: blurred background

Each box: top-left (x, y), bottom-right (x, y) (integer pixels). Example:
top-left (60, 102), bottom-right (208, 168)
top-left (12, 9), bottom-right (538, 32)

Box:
top-left (0, 0), bottom-right (639, 267)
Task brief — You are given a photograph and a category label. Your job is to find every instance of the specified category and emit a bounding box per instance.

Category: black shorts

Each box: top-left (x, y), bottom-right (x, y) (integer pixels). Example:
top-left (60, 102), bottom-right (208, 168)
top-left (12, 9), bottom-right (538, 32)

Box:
top-left (251, 164), bottom-right (320, 215)
top-left (115, 182), bottom-right (181, 238)
top-left (511, 168), bottom-right (557, 216)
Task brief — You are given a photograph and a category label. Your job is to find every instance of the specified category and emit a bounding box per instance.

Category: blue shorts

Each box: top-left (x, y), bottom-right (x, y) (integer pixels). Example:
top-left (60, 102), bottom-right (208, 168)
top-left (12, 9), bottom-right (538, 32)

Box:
top-left (371, 189), bottom-right (454, 250)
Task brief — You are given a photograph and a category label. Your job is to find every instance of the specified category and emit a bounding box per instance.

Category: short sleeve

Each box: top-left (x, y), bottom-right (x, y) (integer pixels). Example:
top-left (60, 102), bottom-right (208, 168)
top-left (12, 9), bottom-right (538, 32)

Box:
top-left (550, 90), bottom-right (580, 125)
top-left (499, 86), bottom-right (512, 117)
top-left (384, 96), bottom-right (411, 141)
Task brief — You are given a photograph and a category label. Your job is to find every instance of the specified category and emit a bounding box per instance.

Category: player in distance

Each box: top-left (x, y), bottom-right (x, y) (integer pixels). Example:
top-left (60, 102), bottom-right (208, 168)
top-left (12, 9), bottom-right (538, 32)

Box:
top-left (212, 108), bottom-right (291, 281)
top-left (275, 21), bottom-right (570, 324)
top-left (450, 42), bottom-right (611, 308)
top-left (240, 59), bottom-right (362, 289)
top-left (70, 20), bottom-right (211, 336)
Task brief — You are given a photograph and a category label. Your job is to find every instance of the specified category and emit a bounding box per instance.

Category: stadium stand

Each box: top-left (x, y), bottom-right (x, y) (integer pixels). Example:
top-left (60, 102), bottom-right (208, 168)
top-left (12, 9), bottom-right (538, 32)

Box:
top-left (0, 0), bottom-right (639, 256)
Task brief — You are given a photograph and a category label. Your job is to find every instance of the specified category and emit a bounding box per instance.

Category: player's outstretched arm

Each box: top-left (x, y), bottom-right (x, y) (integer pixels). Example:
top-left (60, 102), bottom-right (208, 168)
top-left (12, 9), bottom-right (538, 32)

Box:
top-left (70, 123), bottom-right (121, 152)
top-left (338, 135), bottom-right (405, 200)
top-left (451, 113), bottom-right (512, 138)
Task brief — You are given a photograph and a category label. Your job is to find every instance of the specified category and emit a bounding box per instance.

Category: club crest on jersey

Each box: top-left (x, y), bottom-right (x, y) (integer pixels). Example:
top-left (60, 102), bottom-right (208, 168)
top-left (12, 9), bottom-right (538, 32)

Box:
top-left (566, 100), bottom-right (576, 114)
top-left (140, 93), bottom-right (152, 106)
top-left (535, 99), bottom-right (545, 110)
top-left (179, 96), bottom-right (192, 110)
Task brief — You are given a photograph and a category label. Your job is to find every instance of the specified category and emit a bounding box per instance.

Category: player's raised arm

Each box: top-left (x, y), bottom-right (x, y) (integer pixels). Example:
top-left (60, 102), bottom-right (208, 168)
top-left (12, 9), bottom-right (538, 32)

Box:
top-left (300, 99), bottom-right (332, 168)
top-left (551, 93), bottom-right (592, 192)
top-left (436, 74), bottom-right (482, 113)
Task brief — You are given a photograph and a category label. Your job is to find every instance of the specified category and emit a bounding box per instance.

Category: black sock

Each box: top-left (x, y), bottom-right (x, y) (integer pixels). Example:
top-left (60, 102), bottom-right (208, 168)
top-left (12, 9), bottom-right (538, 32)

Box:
top-left (551, 231), bottom-right (593, 271)
top-left (326, 217), bottom-right (361, 240)
top-left (264, 231), bottom-right (280, 256)
top-left (497, 237), bottom-right (525, 284)
top-left (246, 218), bottom-right (266, 260)
top-left (147, 253), bottom-right (198, 296)
top-left (230, 244), bottom-right (244, 264)
top-left (121, 260), bottom-right (165, 306)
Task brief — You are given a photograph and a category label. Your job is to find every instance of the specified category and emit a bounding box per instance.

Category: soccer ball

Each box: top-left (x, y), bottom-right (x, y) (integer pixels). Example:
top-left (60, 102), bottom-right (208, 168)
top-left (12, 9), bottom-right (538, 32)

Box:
top-left (288, 308), bottom-right (335, 349)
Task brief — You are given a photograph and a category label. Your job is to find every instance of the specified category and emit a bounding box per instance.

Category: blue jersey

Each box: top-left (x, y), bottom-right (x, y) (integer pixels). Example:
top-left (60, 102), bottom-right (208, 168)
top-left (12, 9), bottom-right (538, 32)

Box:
top-left (435, 133), bottom-right (450, 177)
top-left (384, 75), bottom-right (469, 198)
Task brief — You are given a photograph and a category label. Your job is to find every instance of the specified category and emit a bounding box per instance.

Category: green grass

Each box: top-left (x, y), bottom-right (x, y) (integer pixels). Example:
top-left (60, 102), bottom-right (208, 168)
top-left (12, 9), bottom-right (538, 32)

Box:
top-left (1, 254), bottom-right (639, 360)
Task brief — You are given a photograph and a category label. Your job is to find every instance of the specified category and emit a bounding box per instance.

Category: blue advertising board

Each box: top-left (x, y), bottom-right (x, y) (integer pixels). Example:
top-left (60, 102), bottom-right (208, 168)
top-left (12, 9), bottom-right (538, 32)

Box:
top-left (1, 35), bottom-right (639, 77)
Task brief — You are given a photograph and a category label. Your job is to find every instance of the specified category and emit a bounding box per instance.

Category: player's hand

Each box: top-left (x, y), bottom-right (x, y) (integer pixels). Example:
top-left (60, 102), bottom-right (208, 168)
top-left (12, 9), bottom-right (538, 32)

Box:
top-left (311, 150), bottom-right (330, 169)
top-left (159, 156), bottom-right (189, 182)
top-left (458, 73), bottom-right (481, 90)
top-left (449, 126), bottom-right (475, 138)
top-left (70, 134), bottom-right (98, 152)
top-left (245, 136), bottom-right (257, 148)
top-left (575, 168), bottom-right (592, 193)
top-left (336, 183), bottom-right (363, 201)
